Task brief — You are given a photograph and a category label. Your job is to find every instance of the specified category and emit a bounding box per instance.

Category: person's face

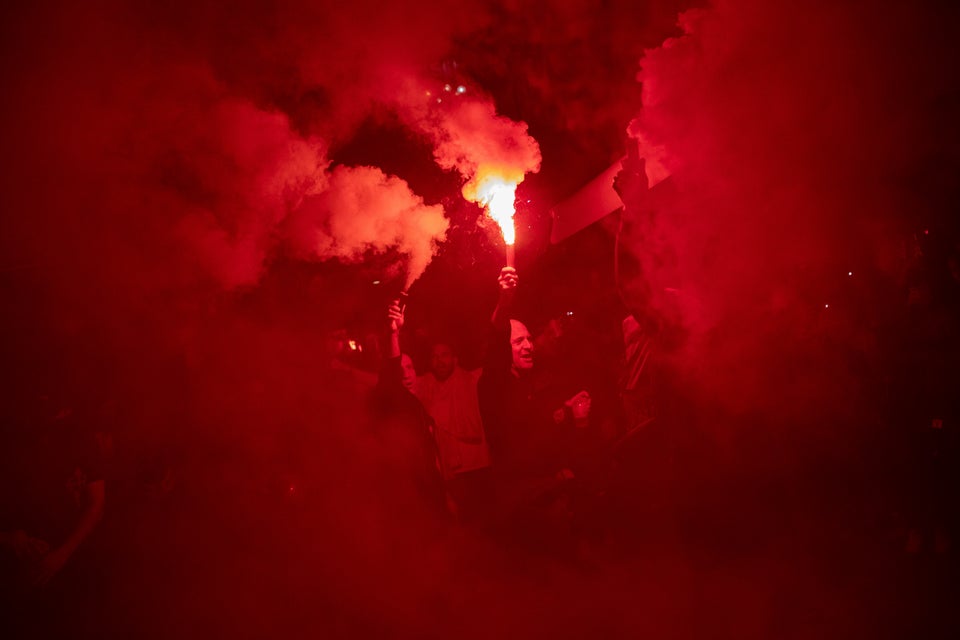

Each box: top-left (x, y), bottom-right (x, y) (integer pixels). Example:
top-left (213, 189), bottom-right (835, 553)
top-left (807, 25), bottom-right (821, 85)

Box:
top-left (510, 319), bottom-right (534, 372)
top-left (400, 354), bottom-right (417, 391)
top-left (430, 344), bottom-right (456, 381)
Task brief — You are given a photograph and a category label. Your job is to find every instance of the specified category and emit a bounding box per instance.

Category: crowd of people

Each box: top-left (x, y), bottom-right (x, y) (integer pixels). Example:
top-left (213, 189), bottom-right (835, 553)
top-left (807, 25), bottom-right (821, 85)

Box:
top-left (1, 166), bottom-right (958, 637)
top-left (375, 265), bottom-right (623, 557)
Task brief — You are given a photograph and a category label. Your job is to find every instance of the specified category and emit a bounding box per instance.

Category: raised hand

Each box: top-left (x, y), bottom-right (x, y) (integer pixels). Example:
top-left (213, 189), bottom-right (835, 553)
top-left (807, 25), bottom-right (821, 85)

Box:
top-left (498, 267), bottom-right (518, 292)
top-left (387, 300), bottom-right (405, 333)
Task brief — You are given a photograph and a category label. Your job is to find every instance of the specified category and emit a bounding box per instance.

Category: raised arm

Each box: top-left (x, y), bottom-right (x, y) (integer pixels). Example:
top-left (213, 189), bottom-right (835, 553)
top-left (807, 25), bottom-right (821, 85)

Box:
top-left (385, 299), bottom-right (404, 359)
top-left (376, 300), bottom-right (407, 400)
top-left (490, 267), bottom-right (518, 328)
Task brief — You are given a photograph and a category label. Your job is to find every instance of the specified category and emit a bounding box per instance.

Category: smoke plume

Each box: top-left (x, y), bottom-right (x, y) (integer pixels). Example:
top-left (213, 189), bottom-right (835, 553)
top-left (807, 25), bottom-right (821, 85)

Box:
top-left (402, 90), bottom-right (543, 198)
top-left (286, 164), bottom-right (449, 288)
top-left (623, 0), bottom-right (960, 418)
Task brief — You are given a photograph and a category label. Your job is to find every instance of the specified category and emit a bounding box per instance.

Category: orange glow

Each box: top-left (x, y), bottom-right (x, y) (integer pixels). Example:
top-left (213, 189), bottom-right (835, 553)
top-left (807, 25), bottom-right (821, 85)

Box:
top-left (465, 172), bottom-right (518, 246)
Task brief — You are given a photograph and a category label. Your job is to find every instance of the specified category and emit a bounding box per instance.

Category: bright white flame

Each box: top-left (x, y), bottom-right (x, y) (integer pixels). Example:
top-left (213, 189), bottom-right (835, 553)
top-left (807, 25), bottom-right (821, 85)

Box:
top-left (475, 177), bottom-right (517, 245)
top-left (456, 85), bottom-right (466, 94)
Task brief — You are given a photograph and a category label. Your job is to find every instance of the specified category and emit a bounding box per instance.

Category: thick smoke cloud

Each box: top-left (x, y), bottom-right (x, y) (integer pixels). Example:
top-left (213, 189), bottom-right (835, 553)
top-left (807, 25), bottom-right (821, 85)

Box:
top-left (411, 93), bottom-right (542, 201)
top-left (286, 164), bottom-right (448, 286)
top-left (0, 0), bottom-right (529, 326)
top-left (624, 0), bottom-right (960, 418)
top-left (168, 98), bottom-right (329, 289)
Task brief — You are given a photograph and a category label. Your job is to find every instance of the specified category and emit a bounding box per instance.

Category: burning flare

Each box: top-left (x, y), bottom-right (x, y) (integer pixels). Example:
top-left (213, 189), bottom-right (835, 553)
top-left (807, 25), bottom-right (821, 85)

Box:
top-left (465, 171), bottom-right (519, 246)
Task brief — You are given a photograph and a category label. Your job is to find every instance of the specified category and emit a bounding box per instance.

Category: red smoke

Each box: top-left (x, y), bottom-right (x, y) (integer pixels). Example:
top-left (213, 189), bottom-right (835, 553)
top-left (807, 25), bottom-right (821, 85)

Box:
top-left (0, 1), bottom-right (535, 304)
top-left (409, 93), bottom-right (542, 194)
top-left (2, 1), bottom-right (957, 638)
top-left (285, 164), bottom-right (448, 287)
top-left (623, 0), bottom-right (960, 418)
